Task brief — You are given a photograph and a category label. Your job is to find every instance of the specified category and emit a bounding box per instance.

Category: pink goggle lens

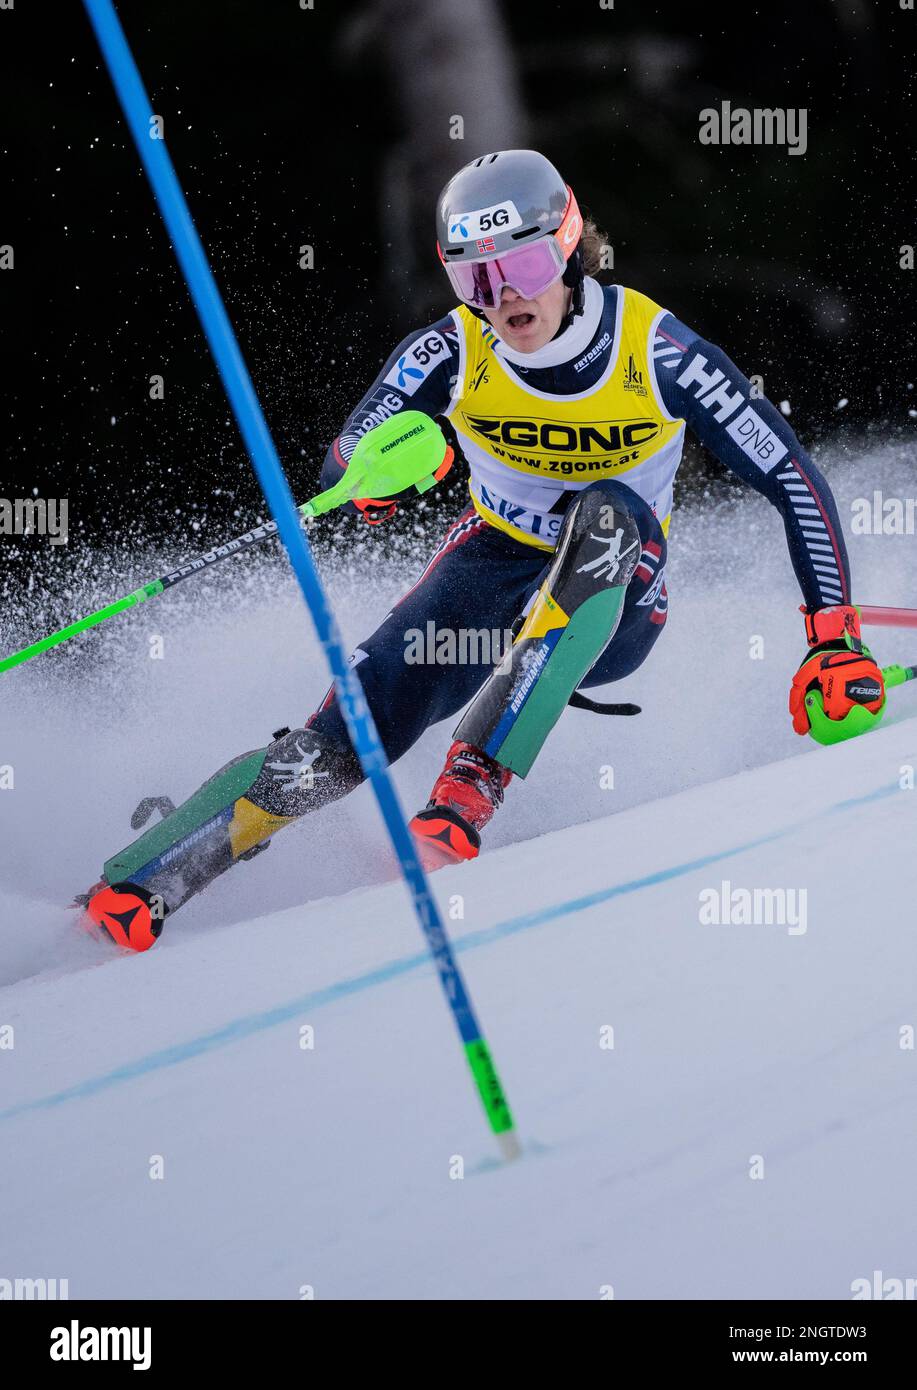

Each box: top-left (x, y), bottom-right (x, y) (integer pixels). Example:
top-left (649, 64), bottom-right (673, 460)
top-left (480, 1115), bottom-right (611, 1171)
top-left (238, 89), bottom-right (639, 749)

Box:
top-left (446, 239), bottom-right (564, 308)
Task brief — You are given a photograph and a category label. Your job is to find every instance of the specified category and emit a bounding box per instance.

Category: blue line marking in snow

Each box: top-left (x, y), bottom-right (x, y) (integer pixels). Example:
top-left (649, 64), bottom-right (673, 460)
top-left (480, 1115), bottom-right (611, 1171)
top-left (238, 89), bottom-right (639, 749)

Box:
top-left (0, 778), bottom-right (902, 1125)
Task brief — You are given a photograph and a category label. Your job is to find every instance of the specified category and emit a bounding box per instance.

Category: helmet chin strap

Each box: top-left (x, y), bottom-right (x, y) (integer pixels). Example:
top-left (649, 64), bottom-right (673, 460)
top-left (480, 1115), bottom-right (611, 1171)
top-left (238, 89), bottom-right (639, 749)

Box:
top-left (553, 246), bottom-right (585, 338)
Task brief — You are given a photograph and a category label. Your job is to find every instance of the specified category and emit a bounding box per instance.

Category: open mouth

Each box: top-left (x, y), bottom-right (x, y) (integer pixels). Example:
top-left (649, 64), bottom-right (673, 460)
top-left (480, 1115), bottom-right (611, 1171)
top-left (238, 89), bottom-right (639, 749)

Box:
top-left (506, 311), bottom-right (536, 329)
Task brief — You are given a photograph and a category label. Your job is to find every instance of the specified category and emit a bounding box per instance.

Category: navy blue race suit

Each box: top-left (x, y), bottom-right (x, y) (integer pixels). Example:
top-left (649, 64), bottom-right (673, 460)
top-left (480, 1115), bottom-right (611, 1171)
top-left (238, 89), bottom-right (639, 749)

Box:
top-left (308, 280), bottom-right (850, 763)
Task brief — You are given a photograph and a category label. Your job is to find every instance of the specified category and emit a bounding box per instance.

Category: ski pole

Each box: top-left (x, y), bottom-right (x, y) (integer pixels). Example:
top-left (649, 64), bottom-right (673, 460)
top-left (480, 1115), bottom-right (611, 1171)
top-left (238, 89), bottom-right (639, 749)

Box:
top-left (883, 662), bottom-right (917, 690)
top-left (0, 412), bottom-right (450, 677)
top-left (860, 606), bottom-right (917, 630)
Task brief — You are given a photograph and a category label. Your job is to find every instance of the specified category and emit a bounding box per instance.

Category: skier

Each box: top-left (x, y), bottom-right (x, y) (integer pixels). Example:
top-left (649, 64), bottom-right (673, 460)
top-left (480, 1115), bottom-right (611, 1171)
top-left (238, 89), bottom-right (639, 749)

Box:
top-left (82, 149), bottom-right (886, 950)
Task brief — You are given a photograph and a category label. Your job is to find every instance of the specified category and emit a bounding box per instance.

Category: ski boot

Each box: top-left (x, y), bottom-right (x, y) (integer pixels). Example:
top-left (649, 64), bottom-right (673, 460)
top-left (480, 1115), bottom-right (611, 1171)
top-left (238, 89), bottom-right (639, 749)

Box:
top-left (76, 879), bottom-right (164, 952)
top-left (410, 740), bottom-right (512, 870)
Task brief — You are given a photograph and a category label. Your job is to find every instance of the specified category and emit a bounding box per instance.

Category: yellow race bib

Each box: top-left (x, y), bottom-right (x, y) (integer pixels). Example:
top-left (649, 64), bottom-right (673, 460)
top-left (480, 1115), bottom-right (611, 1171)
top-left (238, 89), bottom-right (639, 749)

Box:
top-left (447, 284), bottom-right (685, 549)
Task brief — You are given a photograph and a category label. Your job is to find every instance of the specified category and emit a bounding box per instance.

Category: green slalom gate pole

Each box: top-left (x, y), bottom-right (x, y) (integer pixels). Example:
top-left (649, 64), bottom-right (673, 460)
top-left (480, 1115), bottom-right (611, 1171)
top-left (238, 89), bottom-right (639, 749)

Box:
top-left (0, 412), bottom-right (448, 677)
top-left (74, 0), bottom-right (519, 1157)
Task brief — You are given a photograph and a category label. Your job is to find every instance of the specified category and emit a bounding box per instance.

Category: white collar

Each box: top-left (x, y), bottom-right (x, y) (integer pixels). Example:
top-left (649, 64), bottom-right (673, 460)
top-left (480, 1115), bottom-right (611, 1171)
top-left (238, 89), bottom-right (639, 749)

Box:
top-left (492, 276), bottom-right (606, 369)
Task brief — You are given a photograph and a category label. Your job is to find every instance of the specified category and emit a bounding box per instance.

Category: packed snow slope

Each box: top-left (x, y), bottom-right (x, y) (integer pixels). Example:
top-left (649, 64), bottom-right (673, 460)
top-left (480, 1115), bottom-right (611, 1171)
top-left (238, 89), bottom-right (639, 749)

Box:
top-left (1, 716), bottom-right (917, 1299)
top-left (0, 440), bottom-right (916, 1297)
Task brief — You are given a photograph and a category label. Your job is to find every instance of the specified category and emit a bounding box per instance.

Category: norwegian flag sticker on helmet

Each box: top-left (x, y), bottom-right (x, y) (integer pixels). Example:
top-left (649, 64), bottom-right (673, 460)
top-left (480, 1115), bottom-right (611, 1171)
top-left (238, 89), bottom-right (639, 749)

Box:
top-left (476, 236), bottom-right (496, 254)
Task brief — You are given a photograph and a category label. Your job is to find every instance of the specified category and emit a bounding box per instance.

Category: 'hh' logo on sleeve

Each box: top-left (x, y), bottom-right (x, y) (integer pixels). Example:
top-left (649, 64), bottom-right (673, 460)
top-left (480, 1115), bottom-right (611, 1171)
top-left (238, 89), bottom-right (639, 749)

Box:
top-left (676, 352), bottom-right (787, 472)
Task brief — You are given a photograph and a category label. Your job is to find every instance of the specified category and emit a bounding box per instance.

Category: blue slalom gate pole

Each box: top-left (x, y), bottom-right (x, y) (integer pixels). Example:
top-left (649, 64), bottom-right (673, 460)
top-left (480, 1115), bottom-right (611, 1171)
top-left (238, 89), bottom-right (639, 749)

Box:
top-left (82, 0), bottom-right (518, 1156)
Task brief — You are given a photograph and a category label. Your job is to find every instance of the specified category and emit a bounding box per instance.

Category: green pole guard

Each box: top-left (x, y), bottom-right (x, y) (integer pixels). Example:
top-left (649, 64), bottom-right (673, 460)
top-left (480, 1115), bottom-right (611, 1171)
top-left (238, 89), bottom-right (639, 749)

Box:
top-left (804, 661), bottom-right (916, 746)
top-left (301, 412), bottom-right (450, 518)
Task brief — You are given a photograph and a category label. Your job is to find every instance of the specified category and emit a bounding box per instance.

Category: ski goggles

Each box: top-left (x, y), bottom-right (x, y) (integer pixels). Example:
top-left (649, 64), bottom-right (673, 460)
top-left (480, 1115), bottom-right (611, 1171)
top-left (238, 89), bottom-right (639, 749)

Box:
top-left (438, 186), bottom-right (582, 308)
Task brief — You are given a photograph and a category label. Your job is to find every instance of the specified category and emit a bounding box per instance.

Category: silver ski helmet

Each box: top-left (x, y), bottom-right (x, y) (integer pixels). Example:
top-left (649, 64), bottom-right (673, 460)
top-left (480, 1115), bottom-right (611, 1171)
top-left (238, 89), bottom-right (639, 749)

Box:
top-left (435, 149), bottom-right (583, 308)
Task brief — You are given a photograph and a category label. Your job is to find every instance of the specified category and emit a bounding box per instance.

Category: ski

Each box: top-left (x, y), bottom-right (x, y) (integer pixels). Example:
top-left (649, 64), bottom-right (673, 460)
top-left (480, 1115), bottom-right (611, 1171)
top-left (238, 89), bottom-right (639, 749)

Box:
top-left (76, 728), bottom-right (362, 950)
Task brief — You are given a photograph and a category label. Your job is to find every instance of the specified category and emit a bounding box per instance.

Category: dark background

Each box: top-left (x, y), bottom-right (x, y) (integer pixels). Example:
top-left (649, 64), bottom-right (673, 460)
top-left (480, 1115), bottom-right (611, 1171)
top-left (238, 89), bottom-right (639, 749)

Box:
top-left (1, 0), bottom-right (915, 555)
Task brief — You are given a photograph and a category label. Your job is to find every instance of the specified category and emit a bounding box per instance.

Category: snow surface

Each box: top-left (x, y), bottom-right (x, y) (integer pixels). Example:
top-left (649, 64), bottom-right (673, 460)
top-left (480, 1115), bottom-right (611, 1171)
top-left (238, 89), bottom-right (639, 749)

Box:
top-left (1, 442), bottom-right (916, 1297)
top-left (1, 721), bottom-right (916, 1299)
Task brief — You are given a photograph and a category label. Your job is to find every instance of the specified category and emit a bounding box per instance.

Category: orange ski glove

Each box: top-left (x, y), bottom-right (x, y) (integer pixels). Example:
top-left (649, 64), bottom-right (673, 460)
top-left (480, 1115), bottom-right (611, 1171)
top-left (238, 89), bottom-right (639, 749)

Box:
top-left (789, 605), bottom-right (885, 743)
